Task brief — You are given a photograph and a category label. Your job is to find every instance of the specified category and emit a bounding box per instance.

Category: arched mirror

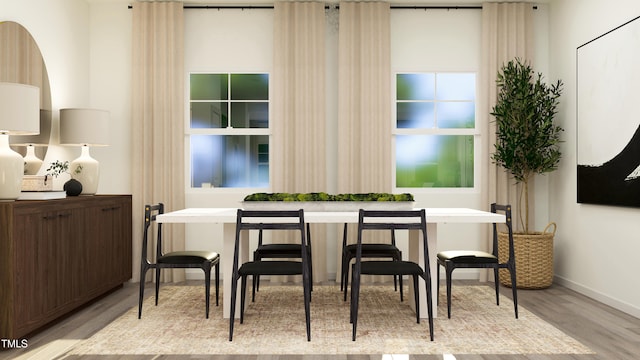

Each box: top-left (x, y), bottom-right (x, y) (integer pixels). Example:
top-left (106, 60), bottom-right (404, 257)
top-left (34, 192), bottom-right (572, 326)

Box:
top-left (0, 21), bottom-right (52, 175)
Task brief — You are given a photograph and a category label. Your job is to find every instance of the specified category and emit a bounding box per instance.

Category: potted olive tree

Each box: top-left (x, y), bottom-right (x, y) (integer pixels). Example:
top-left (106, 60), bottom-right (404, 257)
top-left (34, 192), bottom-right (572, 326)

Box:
top-left (491, 58), bottom-right (563, 289)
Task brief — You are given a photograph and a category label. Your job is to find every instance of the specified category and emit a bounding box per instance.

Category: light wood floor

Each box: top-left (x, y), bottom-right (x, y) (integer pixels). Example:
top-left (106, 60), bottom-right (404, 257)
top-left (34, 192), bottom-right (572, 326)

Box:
top-left (2, 280), bottom-right (639, 360)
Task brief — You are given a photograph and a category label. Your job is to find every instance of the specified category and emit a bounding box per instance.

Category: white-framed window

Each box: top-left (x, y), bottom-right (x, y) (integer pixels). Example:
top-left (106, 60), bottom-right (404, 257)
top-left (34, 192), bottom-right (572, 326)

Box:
top-left (188, 73), bottom-right (270, 188)
top-left (394, 72), bottom-right (477, 188)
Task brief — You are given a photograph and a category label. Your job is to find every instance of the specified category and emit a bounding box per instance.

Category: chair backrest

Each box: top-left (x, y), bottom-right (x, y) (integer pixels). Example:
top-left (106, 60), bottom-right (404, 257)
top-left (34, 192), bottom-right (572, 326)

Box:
top-left (356, 209), bottom-right (429, 268)
top-left (491, 203), bottom-right (514, 265)
top-left (232, 209), bottom-right (308, 275)
top-left (142, 203), bottom-right (164, 264)
top-left (343, 221), bottom-right (398, 246)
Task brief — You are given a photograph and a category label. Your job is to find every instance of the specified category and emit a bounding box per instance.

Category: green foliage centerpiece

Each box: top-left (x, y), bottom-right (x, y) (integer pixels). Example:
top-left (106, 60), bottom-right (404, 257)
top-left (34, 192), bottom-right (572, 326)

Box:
top-left (244, 192), bottom-right (414, 202)
top-left (243, 192), bottom-right (415, 211)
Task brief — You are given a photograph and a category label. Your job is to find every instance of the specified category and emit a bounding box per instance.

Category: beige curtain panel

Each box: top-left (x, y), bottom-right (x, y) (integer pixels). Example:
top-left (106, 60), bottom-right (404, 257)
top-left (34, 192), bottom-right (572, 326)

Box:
top-left (337, 1), bottom-right (391, 284)
top-left (481, 2), bottom-right (534, 234)
top-left (478, 2), bottom-right (533, 281)
top-left (131, 1), bottom-right (186, 283)
top-left (337, 1), bottom-right (392, 193)
top-left (272, 1), bottom-right (328, 283)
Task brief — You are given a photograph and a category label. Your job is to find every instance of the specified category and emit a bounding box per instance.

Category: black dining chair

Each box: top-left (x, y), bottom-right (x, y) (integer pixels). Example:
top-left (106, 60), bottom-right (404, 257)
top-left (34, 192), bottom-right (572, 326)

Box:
top-left (229, 209), bottom-right (311, 341)
top-left (251, 223), bottom-right (313, 301)
top-left (350, 209), bottom-right (434, 341)
top-left (340, 222), bottom-right (403, 301)
top-left (138, 203), bottom-right (220, 319)
top-left (437, 203), bottom-right (518, 319)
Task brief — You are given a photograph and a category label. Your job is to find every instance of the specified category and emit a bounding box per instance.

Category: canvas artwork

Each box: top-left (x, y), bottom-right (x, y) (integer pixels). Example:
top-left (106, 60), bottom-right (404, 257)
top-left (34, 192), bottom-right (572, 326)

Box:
top-left (576, 14), bottom-right (640, 207)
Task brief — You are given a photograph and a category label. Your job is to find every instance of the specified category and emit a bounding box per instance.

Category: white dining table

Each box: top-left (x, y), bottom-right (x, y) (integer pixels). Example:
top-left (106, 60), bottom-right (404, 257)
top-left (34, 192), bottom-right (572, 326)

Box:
top-left (156, 207), bottom-right (505, 319)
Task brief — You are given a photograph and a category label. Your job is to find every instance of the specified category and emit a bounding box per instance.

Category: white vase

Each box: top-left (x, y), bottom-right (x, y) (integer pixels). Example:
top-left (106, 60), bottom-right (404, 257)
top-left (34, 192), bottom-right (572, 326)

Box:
top-left (23, 145), bottom-right (43, 175)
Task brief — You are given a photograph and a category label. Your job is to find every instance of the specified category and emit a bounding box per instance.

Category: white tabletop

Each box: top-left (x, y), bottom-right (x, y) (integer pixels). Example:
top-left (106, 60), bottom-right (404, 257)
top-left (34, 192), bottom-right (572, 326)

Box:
top-left (156, 207), bottom-right (505, 224)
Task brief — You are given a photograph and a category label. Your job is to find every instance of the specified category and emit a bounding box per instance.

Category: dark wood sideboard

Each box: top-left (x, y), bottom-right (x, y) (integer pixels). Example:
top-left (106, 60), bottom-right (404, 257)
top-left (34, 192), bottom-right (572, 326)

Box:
top-left (0, 195), bottom-right (132, 339)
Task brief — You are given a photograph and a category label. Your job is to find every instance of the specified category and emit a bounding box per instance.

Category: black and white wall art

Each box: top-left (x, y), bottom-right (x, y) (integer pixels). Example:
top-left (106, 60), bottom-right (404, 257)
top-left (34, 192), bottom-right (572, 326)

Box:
top-left (577, 14), bottom-right (640, 207)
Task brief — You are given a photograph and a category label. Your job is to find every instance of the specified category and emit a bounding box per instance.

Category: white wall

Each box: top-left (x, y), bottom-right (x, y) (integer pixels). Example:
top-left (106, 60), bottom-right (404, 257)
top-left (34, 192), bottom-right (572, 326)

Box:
top-left (549, 0), bottom-right (640, 317)
top-left (88, 1), bottom-right (132, 195)
top-left (0, 0), bottom-right (91, 181)
top-left (0, 0), bottom-right (132, 194)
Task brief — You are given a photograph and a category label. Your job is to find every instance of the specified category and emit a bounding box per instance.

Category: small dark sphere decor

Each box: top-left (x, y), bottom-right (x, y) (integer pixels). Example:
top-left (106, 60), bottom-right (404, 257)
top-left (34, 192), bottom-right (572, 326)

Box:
top-left (64, 178), bottom-right (83, 196)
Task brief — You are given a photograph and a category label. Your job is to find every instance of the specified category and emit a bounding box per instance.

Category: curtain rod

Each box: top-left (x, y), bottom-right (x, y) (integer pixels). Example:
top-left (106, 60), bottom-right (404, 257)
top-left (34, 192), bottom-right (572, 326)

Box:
top-left (127, 4), bottom-right (538, 10)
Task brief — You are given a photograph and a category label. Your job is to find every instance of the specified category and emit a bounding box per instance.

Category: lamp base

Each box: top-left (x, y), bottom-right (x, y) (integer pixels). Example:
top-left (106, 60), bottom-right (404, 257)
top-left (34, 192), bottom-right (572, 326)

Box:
top-left (23, 145), bottom-right (43, 175)
top-left (0, 134), bottom-right (24, 200)
top-left (70, 146), bottom-right (99, 195)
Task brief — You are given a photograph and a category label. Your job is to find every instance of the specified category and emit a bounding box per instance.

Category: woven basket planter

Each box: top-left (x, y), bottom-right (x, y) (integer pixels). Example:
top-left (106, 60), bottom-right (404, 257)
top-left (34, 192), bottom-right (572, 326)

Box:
top-left (498, 223), bottom-right (556, 289)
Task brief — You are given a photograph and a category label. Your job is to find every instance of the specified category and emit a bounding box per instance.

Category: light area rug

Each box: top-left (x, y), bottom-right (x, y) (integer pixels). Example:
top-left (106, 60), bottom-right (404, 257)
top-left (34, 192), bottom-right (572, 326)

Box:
top-left (69, 285), bottom-right (593, 355)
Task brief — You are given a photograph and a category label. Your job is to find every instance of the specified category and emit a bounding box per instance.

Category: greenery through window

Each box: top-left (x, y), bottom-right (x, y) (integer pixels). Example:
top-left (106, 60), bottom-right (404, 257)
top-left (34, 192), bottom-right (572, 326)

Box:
top-left (395, 73), bottom-right (476, 188)
top-left (189, 73), bottom-right (269, 188)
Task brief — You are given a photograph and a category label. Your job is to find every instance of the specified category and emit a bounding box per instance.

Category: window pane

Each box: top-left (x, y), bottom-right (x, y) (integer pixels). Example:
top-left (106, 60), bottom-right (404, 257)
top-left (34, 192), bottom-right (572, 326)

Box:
top-left (436, 73), bottom-right (476, 100)
top-left (231, 74), bottom-right (269, 100)
top-left (230, 102), bottom-right (268, 128)
top-left (397, 73), bottom-right (435, 100)
top-left (190, 74), bottom-right (228, 100)
top-left (191, 102), bottom-right (228, 128)
top-left (191, 135), bottom-right (269, 188)
top-left (396, 135), bottom-right (474, 188)
top-left (437, 102), bottom-right (475, 128)
top-left (397, 102), bottom-right (434, 128)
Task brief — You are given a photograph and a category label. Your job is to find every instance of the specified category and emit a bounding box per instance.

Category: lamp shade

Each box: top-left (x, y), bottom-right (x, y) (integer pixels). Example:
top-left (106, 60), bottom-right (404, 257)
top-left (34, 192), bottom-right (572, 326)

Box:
top-left (10, 109), bottom-right (52, 146)
top-left (0, 82), bottom-right (40, 200)
top-left (59, 108), bottom-right (109, 195)
top-left (59, 108), bottom-right (109, 146)
top-left (0, 82), bottom-right (40, 135)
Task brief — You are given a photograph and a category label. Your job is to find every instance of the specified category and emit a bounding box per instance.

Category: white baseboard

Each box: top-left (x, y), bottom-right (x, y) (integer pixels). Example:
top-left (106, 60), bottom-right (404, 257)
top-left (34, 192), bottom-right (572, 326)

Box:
top-left (554, 275), bottom-right (640, 318)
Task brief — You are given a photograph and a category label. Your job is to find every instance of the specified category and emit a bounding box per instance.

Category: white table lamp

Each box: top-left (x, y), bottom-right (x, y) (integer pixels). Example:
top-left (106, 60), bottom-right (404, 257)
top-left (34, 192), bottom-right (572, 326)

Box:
top-left (11, 109), bottom-right (52, 175)
top-left (59, 108), bottom-right (109, 195)
top-left (0, 82), bottom-right (40, 200)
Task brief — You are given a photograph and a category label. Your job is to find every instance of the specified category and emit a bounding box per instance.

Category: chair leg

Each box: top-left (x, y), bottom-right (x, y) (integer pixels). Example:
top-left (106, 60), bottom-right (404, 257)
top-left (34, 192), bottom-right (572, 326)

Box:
top-left (399, 273), bottom-right (404, 302)
top-left (308, 247), bottom-right (314, 293)
top-left (155, 267), bottom-right (161, 306)
top-left (229, 274), bottom-right (238, 341)
top-left (252, 253), bottom-right (261, 301)
top-left (509, 266), bottom-right (519, 319)
top-left (303, 270), bottom-right (312, 341)
top-left (204, 264), bottom-right (211, 319)
top-left (252, 275), bottom-right (257, 302)
top-left (413, 274), bottom-right (420, 323)
top-left (437, 262), bottom-right (441, 306)
top-left (138, 266), bottom-right (148, 319)
top-left (394, 251), bottom-right (402, 292)
top-left (350, 265), bottom-right (361, 341)
top-left (445, 263), bottom-right (454, 319)
top-left (340, 223), bottom-right (348, 291)
top-left (343, 258), bottom-right (350, 301)
top-left (240, 275), bottom-right (247, 324)
top-left (424, 269), bottom-right (434, 341)
top-left (340, 252), bottom-right (347, 292)
top-left (493, 267), bottom-right (500, 306)
top-left (215, 262), bottom-right (220, 306)
top-left (306, 224), bottom-right (313, 293)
